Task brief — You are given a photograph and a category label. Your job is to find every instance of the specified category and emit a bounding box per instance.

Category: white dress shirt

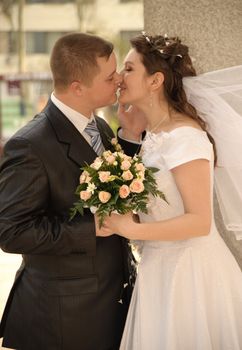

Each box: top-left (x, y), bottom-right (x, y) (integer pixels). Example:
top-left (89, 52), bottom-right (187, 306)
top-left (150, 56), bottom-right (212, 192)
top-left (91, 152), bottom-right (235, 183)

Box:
top-left (51, 92), bottom-right (94, 145)
top-left (51, 92), bottom-right (141, 146)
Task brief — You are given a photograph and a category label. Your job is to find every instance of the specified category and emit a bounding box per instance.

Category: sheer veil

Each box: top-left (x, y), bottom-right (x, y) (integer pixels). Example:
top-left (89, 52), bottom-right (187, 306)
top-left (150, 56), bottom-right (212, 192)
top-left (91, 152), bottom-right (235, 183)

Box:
top-left (183, 65), bottom-right (242, 240)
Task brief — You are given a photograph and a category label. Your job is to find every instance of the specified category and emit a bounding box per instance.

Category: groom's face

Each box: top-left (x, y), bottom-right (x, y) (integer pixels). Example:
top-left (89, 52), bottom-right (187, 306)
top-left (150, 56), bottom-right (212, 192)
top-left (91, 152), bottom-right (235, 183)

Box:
top-left (84, 52), bottom-right (122, 109)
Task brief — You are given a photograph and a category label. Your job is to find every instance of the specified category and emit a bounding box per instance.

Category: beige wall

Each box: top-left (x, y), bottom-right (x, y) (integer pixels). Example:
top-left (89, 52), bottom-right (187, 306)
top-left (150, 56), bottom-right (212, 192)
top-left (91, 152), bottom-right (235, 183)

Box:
top-left (144, 0), bottom-right (242, 267)
top-left (144, 0), bottom-right (242, 73)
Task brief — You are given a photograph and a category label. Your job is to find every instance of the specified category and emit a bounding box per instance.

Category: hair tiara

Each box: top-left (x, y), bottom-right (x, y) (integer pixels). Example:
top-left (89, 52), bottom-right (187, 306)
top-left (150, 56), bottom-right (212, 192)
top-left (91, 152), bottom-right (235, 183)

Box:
top-left (141, 31), bottom-right (183, 58)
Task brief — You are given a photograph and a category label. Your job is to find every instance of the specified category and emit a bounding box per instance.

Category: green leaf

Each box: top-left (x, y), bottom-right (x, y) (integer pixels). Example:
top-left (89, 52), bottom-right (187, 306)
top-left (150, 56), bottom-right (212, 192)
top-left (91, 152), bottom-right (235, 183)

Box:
top-left (147, 167), bottom-right (160, 173)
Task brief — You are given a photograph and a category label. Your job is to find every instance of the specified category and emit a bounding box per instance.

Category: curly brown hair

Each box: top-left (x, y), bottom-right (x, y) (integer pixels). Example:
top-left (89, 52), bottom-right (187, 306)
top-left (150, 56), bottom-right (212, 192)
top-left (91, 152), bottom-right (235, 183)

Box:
top-left (130, 33), bottom-right (217, 164)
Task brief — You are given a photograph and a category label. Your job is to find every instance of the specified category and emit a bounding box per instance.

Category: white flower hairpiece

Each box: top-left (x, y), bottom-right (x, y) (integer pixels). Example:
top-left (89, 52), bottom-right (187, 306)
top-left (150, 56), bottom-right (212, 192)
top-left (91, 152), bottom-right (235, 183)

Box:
top-left (141, 31), bottom-right (151, 44)
top-left (141, 31), bottom-right (183, 59)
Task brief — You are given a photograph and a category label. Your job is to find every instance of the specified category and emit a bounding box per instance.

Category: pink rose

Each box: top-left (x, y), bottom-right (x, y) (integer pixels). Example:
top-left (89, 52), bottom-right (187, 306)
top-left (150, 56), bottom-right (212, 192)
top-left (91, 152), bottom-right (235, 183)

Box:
top-left (91, 158), bottom-right (103, 170)
top-left (79, 170), bottom-right (91, 184)
top-left (98, 191), bottom-right (111, 203)
top-left (122, 170), bottom-right (133, 181)
top-left (111, 138), bottom-right (118, 145)
top-left (121, 160), bottom-right (131, 171)
top-left (99, 171), bottom-right (111, 183)
top-left (85, 175), bottom-right (92, 183)
top-left (80, 190), bottom-right (92, 201)
top-left (135, 163), bottom-right (145, 172)
top-left (106, 155), bottom-right (116, 164)
top-left (130, 179), bottom-right (145, 193)
top-left (103, 150), bottom-right (112, 159)
top-left (123, 154), bottom-right (132, 161)
top-left (79, 173), bottom-right (86, 184)
top-left (119, 185), bottom-right (130, 199)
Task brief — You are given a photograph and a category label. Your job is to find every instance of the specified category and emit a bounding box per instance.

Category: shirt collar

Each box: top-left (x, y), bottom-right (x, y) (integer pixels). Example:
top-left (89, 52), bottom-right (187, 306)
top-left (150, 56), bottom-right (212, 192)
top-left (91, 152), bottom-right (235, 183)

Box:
top-left (51, 92), bottom-right (95, 134)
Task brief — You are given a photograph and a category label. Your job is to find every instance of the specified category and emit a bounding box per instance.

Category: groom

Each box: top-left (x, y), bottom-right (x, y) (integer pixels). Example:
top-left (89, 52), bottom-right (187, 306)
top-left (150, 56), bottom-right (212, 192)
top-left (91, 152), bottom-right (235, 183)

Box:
top-left (0, 33), bottom-right (140, 350)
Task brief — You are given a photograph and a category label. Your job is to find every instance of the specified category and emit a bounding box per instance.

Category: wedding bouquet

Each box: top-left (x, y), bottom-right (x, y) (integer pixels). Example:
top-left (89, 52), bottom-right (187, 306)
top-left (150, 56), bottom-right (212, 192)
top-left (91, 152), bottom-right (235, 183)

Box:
top-left (70, 138), bottom-right (166, 227)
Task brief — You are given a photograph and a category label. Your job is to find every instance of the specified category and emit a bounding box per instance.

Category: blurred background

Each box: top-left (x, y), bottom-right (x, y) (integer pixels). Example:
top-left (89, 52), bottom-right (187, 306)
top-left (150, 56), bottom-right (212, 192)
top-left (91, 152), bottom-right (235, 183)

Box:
top-left (0, 0), bottom-right (143, 144)
top-left (0, 1), bottom-right (143, 348)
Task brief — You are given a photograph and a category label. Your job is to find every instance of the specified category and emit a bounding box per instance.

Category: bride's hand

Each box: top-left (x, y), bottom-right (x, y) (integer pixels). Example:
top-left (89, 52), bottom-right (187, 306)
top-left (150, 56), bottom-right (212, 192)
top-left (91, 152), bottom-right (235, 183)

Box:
top-left (118, 104), bottom-right (147, 142)
top-left (101, 212), bottom-right (138, 239)
top-left (95, 214), bottom-right (114, 237)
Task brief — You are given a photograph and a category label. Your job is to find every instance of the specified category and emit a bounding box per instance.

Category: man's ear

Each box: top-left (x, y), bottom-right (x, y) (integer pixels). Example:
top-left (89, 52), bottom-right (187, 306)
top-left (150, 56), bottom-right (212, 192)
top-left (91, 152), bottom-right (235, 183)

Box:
top-left (70, 81), bottom-right (84, 96)
top-left (150, 72), bottom-right (164, 91)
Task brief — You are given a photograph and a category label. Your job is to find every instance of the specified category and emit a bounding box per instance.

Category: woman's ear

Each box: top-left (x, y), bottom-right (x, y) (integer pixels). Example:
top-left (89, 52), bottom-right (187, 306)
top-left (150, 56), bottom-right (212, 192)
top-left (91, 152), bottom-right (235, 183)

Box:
top-left (150, 72), bottom-right (164, 91)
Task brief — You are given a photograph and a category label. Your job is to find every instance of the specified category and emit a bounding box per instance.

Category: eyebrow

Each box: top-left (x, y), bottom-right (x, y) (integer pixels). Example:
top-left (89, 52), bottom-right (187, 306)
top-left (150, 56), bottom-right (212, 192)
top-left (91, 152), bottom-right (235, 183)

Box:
top-left (107, 69), bottom-right (116, 78)
top-left (124, 61), bottom-right (135, 65)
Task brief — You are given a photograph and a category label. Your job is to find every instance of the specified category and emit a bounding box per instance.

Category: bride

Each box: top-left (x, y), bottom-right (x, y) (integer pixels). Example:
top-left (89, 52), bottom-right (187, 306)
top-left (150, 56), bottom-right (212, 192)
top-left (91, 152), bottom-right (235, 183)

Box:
top-left (96, 32), bottom-right (242, 349)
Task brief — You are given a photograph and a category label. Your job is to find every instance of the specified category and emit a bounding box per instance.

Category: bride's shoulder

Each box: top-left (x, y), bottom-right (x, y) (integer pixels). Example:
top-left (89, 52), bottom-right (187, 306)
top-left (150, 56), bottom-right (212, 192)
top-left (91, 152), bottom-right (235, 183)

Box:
top-left (166, 115), bottom-right (203, 134)
top-left (160, 118), bottom-right (213, 170)
top-left (161, 115), bottom-right (211, 149)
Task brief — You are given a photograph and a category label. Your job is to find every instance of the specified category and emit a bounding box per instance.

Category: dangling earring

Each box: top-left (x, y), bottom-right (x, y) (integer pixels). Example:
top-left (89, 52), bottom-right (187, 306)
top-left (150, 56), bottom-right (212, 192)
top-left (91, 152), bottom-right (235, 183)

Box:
top-left (149, 92), bottom-right (153, 108)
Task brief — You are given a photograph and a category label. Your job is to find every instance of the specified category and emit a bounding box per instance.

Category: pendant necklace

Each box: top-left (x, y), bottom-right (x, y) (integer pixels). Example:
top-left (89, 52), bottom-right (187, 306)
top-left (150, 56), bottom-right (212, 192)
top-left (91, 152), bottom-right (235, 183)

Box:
top-left (147, 114), bottom-right (168, 134)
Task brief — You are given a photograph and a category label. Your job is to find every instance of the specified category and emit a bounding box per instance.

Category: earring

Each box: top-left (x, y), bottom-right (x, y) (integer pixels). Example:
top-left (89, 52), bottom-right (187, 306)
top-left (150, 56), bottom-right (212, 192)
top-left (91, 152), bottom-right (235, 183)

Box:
top-left (149, 92), bottom-right (153, 108)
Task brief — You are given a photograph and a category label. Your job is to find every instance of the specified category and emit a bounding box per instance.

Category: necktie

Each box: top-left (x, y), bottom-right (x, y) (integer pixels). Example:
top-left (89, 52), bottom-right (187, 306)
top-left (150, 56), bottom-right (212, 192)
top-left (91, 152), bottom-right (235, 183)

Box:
top-left (84, 119), bottom-right (105, 156)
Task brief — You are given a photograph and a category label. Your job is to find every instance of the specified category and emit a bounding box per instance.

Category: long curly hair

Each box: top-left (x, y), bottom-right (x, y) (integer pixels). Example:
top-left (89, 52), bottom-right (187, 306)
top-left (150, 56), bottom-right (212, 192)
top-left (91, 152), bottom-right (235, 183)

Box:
top-left (130, 33), bottom-right (217, 164)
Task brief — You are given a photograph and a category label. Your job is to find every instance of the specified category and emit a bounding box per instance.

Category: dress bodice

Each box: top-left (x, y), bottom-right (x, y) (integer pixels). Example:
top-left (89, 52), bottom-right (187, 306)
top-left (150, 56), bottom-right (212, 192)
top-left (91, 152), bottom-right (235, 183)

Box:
top-left (138, 126), bottom-right (217, 248)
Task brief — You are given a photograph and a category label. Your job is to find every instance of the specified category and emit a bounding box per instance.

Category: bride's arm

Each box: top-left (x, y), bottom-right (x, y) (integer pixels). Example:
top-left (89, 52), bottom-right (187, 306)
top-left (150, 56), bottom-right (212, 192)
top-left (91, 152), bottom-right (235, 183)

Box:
top-left (98, 159), bottom-right (212, 241)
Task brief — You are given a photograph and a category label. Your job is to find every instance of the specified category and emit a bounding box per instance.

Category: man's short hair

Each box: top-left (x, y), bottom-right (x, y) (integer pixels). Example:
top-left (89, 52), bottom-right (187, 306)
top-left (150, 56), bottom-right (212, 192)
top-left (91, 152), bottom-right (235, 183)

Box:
top-left (50, 32), bottom-right (113, 91)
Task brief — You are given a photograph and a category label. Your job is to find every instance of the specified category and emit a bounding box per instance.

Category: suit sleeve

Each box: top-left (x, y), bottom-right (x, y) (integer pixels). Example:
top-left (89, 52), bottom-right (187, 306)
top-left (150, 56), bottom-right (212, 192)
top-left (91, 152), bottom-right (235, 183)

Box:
top-left (0, 137), bottom-right (96, 255)
top-left (117, 128), bottom-right (144, 156)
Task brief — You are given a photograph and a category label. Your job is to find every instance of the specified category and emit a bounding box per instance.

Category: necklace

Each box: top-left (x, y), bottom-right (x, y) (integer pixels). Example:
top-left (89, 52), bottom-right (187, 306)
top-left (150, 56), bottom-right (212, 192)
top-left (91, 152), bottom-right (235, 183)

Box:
top-left (147, 115), bottom-right (168, 134)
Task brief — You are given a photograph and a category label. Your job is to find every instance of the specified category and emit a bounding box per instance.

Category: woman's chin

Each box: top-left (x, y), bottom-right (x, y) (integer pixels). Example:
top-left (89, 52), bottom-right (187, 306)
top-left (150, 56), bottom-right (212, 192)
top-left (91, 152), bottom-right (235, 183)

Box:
top-left (118, 94), bottom-right (130, 104)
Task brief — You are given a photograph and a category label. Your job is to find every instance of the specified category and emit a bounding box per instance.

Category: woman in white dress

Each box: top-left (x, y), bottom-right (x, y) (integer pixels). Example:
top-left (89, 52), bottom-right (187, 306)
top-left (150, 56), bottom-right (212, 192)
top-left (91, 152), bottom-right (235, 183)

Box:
top-left (97, 33), bottom-right (242, 349)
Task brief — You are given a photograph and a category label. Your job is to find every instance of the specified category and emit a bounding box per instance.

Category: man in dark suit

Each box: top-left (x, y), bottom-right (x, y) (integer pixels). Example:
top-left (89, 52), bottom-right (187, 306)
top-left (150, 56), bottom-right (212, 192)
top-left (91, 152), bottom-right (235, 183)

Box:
top-left (0, 33), bottom-right (141, 350)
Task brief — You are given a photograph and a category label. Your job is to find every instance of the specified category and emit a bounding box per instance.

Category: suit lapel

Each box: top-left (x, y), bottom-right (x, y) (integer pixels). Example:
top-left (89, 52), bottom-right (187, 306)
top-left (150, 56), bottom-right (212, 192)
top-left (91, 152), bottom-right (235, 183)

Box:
top-left (44, 100), bottom-right (97, 167)
top-left (95, 117), bottom-right (113, 150)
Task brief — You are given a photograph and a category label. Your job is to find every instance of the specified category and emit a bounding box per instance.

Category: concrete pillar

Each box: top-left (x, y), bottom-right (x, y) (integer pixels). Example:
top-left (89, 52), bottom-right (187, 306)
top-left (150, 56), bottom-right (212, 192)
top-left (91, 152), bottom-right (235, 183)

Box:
top-left (144, 0), bottom-right (242, 73)
top-left (144, 0), bottom-right (242, 267)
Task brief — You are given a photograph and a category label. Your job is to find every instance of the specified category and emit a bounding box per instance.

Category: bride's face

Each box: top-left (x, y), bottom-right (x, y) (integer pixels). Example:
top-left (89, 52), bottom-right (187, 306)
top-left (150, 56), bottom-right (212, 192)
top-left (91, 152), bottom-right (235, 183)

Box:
top-left (119, 49), bottom-right (151, 106)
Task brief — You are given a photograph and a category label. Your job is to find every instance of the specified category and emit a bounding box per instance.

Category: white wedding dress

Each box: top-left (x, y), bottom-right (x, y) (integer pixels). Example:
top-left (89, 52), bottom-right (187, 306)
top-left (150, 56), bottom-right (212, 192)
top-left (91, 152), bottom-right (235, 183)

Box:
top-left (120, 127), bottom-right (242, 350)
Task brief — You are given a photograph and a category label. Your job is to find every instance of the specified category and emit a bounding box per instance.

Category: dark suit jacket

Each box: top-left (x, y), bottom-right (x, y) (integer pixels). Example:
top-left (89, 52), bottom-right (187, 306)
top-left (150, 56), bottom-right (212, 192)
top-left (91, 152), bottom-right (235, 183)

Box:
top-left (0, 100), bottom-right (138, 350)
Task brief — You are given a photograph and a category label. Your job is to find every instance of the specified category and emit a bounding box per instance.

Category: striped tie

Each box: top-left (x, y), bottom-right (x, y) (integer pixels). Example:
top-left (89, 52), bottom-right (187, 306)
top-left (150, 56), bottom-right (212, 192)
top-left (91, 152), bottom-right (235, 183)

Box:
top-left (84, 119), bottom-right (105, 156)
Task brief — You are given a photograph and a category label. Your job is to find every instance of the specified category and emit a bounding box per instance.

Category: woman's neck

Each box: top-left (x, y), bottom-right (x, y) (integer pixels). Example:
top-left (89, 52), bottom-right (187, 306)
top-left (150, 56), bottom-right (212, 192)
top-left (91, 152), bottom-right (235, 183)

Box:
top-left (145, 103), bottom-right (172, 133)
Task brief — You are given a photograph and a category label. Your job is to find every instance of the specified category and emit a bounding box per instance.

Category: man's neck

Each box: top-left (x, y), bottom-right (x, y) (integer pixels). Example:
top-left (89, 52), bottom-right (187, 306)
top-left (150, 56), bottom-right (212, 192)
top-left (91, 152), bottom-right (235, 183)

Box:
top-left (53, 91), bottom-right (93, 119)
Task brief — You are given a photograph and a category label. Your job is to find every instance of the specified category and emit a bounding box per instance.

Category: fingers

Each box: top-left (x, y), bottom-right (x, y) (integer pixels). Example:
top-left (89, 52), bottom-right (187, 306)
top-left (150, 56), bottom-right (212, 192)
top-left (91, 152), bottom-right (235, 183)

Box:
top-left (97, 227), bottom-right (113, 237)
top-left (127, 105), bottom-right (136, 114)
top-left (117, 103), bottom-right (126, 116)
top-left (95, 222), bottom-right (113, 237)
top-left (94, 214), bottom-right (114, 237)
top-left (118, 104), bottom-right (134, 115)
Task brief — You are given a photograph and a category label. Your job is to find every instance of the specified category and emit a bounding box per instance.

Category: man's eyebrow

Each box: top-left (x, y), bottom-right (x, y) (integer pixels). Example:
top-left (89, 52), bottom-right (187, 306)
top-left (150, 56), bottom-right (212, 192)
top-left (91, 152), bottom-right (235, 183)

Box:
top-left (124, 61), bottom-right (134, 65)
top-left (107, 69), bottom-right (116, 78)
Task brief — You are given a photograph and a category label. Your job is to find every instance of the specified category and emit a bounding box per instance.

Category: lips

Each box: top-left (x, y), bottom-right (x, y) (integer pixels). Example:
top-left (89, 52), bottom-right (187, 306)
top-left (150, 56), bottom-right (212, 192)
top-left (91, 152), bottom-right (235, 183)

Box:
top-left (119, 86), bottom-right (126, 93)
top-left (119, 83), bottom-right (126, 90)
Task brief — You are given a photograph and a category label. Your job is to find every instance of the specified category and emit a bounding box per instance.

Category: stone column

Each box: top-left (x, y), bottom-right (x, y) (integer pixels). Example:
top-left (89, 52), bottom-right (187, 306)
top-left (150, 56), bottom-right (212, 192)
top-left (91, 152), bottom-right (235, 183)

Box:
top-left (144, 0), bottom-right (242, 267)
top-left (144, 0), bottom-right (242, 73)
